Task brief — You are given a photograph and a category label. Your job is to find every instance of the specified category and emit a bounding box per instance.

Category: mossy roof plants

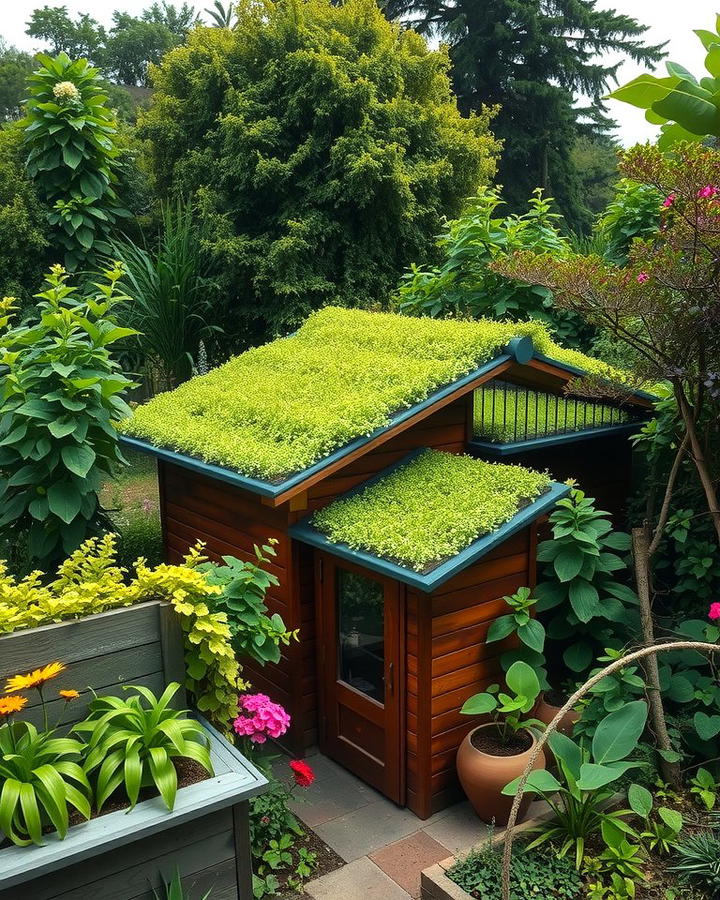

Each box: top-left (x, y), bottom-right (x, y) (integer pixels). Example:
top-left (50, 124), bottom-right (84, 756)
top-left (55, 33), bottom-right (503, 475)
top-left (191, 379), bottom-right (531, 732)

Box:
top-left (310, 449), bottom-right (552, 573)
top-left (124, 306), bottom-right (637, 484)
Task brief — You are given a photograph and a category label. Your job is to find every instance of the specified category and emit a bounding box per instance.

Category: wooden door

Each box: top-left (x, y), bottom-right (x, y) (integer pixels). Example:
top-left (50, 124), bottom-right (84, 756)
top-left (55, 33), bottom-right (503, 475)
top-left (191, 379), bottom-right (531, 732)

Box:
top-left (316, 554), bottom-right (404, 803)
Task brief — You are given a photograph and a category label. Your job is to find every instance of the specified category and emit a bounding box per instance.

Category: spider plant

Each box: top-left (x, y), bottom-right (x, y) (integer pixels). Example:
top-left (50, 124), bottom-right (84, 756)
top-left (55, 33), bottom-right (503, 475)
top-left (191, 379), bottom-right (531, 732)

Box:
top-left (0, 721), bottom-right (91, 845)
top-left (73, 682), bottom-right (213, 811)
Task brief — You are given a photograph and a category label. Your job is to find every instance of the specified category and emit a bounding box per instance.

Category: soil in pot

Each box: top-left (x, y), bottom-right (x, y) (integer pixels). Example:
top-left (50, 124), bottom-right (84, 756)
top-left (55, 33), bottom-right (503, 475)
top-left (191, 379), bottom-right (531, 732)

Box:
top-left (457, 723), bottom-right (545, 826)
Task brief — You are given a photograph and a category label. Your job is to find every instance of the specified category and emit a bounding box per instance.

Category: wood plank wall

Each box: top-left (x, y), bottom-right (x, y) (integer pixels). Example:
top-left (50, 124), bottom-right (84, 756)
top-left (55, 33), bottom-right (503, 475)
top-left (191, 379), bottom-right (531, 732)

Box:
top-left (406, 528), bottom-right (536, 819)
top-left (299, 395), bottom-right (472, 515)
top-left (159, 462), bottom-right (309, 751)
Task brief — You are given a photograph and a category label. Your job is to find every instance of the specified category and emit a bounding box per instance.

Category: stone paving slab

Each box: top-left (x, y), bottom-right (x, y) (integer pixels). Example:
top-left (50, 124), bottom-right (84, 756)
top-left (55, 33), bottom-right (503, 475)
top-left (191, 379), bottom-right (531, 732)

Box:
top-left (305, 856), bottom-right (412, 899)
top-left (369, 831), bottom-right (451, 899)
top-left (420, 801), bottom-right (485, 855)
top-left (314, 796), bottom-right (425, 861)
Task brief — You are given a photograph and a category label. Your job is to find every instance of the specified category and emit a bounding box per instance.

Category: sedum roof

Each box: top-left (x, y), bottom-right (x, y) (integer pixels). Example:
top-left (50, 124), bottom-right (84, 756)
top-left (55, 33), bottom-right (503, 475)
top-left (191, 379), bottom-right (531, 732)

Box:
top-left (312, 449), bottom-right (552, 572)
top-left (124, 306), bottom-right (630, 481)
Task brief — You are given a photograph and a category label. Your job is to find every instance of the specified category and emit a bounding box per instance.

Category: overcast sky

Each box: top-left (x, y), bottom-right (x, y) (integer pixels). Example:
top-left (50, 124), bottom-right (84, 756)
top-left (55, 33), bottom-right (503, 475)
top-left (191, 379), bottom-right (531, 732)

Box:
top-left (1, 0), bottom-right (717, 146)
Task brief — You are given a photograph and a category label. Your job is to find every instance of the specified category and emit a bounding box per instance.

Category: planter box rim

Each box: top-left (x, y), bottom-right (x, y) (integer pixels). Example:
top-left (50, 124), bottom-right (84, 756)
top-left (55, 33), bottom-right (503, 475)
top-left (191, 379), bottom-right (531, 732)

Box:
top-left (0, 716), bottom-right (267, 890)
top-left (0, 598), bottom-right (166, 642)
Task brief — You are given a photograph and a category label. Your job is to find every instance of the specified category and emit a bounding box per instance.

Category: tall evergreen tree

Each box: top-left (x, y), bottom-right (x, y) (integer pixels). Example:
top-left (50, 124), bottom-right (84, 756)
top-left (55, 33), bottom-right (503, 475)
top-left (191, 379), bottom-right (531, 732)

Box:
top-left (382, 0), bottom-right (665, 232)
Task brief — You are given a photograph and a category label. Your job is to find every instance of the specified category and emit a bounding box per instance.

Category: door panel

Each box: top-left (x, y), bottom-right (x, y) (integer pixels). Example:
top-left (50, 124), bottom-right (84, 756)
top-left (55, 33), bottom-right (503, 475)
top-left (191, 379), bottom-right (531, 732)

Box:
top-left (317, 555), bottom-right (404, 803)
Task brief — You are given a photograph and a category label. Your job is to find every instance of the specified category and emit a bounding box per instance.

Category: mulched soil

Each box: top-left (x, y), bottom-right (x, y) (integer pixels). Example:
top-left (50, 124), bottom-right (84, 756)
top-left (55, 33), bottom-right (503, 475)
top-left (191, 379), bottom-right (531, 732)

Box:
top-left (273, 827), bottom-right (345, 899)
top-left (471, 726), bottom-right (532, 756)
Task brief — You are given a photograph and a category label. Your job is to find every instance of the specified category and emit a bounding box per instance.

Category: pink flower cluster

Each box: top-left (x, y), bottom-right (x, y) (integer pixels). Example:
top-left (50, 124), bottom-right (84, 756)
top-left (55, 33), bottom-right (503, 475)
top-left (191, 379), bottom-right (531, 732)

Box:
top-left (663, 193), bottom-right (676, 208)
top-left (636, 272), bottom-right (650, 284)
top-left (233, 693), bottom-right (290, 743)
top-left (708, 602), bottom-right (720, 621)
top-left (697, 185), bottom-right (719, 199)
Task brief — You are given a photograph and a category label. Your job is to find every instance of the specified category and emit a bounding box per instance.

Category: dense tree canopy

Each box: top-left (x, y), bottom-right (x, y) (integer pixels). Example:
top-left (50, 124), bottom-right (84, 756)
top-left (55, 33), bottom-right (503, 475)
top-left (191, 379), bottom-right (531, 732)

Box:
top-left (141, 0), bottom-right (499, 344)
top-left (0, 40), bottom-right (35, 121)
top-left (26, 3), bottom-right (197, 87)
top-left (383, 0), bottom-right (665, 231)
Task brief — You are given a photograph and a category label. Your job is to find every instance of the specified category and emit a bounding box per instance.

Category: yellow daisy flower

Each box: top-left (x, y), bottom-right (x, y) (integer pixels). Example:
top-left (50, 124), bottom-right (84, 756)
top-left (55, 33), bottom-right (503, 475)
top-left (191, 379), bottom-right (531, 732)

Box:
top-left (59, 689), bottom-right (80, 701)
top-left (0, 694), bottom-right (28, 717)
top-left (5, 661), bottom-right (66, 693)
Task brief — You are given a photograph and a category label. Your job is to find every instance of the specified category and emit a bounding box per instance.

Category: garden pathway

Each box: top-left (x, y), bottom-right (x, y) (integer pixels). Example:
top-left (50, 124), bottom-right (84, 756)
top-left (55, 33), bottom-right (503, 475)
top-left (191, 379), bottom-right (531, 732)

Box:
top-left (273, 750), bottom-right (499, 899)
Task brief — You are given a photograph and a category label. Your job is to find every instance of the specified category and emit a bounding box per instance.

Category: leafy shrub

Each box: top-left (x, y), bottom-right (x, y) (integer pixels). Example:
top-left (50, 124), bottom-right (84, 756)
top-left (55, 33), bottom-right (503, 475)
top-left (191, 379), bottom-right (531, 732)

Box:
top-left (0, 265), bottom-right (136, 570)
top-left (125, 305), bottom-right (630, 481)
top-left (200, 543), bottom-right (296, 665)
top-left (22, 53), bottom-right (129, 269)
top-left (535, 489), bottom-right (637, 675)
top-left (397, 188), bottom-right (593, 349)
top-left (503, 701), bottom-right (650, 867)
top-left (0, 124), bottom-right (49, 305)
top-left (0, 535), bottom-right (284, 727)
top-left (595, 179), bottom-right (662, 265)
top-left (313, 450), bottom-right (551, 571)
top-left (140, 0), bottom-right (499, 343)
top-left (448, 838), bottom-right (583, 899)
top-left (75, 682), bottom-right (212, 811)
top-left (460, 660), bottom-right (542, 745)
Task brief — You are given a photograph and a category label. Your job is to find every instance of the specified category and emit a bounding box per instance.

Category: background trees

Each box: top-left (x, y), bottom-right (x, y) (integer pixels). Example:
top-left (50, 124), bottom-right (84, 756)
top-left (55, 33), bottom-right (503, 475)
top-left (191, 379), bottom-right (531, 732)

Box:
top-left (382, 0), bottom-right (665, 232)
top-left (141, 0), bottom-right (500, 345)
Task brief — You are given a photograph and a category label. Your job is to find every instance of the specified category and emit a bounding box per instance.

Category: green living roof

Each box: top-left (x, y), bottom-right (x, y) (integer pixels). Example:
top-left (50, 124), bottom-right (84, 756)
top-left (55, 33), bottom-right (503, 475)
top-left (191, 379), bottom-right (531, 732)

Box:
top-left (312, 450), bottom-right (552, 572)
top-left (124, 306), bottom-right (631, 482)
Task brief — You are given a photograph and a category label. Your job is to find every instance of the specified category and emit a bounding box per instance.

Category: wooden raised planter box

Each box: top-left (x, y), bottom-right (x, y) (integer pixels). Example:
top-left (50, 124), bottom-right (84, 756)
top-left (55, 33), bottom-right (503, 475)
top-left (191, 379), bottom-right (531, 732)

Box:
top-left (0, 601), bottom-right (267, 900)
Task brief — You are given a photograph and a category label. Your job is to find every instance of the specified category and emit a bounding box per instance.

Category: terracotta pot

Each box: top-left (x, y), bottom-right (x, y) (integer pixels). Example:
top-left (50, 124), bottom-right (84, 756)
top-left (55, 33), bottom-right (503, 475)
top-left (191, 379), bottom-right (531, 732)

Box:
top-left (534, 692), bottom-right (580, 737)
top-left (456, 724), bottom-right (545, 825)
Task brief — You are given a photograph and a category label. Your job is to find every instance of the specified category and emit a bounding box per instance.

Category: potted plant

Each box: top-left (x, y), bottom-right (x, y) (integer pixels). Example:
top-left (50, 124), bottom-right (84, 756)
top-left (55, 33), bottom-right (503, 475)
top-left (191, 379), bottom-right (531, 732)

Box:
top-left (534, 681), bottom-right (581, 736)
top-left (456, 661), bottom-right (545, 824)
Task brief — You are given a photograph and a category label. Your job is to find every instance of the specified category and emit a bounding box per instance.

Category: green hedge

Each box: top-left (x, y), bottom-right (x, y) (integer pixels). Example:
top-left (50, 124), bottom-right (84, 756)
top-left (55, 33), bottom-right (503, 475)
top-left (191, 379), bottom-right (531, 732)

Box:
top-left (312, 450), bottom-right (551, 571)
top-left (474, 385), bottom-right (630, 442)
top-left (125, 306), bottom-right (630, 481)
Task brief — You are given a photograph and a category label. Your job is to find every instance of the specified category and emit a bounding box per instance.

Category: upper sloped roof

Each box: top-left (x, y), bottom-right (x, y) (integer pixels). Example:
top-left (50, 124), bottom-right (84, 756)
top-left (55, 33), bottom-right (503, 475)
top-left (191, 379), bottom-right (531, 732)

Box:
top-left (123, 307), bottom-right (647, 496)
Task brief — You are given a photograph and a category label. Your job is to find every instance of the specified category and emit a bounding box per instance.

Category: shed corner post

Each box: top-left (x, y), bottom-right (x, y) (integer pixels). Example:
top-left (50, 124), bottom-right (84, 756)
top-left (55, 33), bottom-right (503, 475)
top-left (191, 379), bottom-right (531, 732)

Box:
top-left (232, 802), bottom-right (254, 899)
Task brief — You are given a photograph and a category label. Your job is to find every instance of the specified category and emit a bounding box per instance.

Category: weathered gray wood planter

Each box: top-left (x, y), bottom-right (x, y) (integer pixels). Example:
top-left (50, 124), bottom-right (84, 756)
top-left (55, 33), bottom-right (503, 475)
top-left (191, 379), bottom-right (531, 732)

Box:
top-left (0, 601), bottom-right (267, 900)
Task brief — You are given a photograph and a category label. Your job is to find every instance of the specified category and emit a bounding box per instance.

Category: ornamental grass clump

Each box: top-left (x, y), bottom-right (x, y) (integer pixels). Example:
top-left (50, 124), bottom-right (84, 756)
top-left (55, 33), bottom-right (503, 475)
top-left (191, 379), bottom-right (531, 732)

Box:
top-left (312, 450), bottom-right (551, 571)
top-left (125, 306), bottom-right (630, 481)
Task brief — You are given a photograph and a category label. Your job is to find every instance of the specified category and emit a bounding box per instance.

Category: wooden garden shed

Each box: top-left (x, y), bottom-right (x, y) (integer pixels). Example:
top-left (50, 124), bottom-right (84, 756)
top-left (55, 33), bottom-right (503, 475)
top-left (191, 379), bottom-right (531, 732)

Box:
top-left (122, 308), bottom-right (654, 819)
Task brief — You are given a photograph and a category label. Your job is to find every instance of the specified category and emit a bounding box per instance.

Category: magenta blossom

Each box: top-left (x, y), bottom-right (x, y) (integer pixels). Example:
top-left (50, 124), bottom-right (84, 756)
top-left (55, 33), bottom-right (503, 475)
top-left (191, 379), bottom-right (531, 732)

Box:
top-left (233, 692), bottom-right (290, 743)
top-left (697, 185), bottom-right (718, 199)
top-left (663, 193), bottom-right (676, 208)
top-left (636, 272), bottom-right (650, 284)
top-left (709, 602), bottom-right (720, 621)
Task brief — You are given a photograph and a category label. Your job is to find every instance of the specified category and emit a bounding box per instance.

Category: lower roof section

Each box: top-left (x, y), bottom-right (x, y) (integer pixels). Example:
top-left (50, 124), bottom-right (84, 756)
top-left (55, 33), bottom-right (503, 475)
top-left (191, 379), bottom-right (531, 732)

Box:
top-left (289, 462), bottom-right (569, 593)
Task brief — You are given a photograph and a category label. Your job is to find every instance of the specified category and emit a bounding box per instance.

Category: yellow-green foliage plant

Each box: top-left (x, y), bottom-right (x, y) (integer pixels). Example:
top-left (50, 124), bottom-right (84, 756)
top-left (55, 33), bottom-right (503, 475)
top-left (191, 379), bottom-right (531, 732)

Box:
top-left (125, 306), bottom-right (631, 481)
top-left (313, 449), bottom-right (551, 571)
top-left (0, 535), bottom-right (248, 726)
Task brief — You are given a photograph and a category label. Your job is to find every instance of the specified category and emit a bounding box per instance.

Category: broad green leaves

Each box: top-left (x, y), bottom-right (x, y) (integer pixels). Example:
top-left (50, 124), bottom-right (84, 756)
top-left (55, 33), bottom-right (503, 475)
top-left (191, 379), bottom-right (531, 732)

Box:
top-left (0, 266), bottom-right (136, 567)
top-left (610, 21), bottom-right (720, 144)
top-left (591, 700), bottom-right (648, 764)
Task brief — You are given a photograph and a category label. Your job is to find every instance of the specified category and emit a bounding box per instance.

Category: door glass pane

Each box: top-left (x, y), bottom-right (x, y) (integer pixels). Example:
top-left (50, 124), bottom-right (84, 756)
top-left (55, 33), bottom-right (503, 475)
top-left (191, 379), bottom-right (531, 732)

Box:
top-left (336, 568), bottom-right (385, 703)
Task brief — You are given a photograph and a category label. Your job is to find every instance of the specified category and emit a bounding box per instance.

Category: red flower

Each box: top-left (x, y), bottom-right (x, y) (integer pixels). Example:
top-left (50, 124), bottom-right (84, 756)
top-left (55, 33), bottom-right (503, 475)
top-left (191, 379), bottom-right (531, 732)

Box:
top-left (289, 759), bottom-right (315, 787)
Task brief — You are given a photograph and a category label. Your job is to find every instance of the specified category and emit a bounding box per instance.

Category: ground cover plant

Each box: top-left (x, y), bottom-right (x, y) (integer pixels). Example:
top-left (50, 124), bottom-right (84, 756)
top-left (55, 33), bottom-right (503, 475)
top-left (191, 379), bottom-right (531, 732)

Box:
top-left (474, 384), bottom-right (630, 443)
top-left (125, 305), bottom-right (631, 482)
top-left (312, 449), bottom-right (551, 571)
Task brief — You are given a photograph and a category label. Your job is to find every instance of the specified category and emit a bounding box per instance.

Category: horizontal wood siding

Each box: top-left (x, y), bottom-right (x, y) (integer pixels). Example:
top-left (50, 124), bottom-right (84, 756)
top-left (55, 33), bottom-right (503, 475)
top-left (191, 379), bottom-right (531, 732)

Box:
top-left (159, 462), bottom-right (305, 751)
top-left (407, 528), bottom-right (535, 817)
top-left (0, 603), bottom-right (184, 730)
top-left (0, 806), bottom-right (241, 900)
top-left (304, 395), bottom-right (471, 513)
